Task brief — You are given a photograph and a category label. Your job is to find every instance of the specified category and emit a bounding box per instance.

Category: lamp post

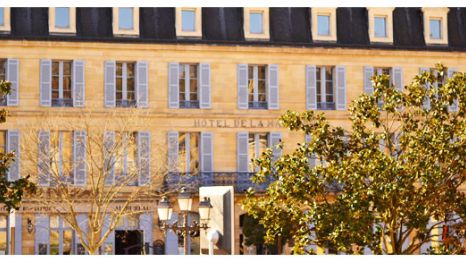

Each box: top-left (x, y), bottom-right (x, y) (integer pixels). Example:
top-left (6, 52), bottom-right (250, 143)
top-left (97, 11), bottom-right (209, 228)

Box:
top-left (157, 187), bottom-right (212, 255)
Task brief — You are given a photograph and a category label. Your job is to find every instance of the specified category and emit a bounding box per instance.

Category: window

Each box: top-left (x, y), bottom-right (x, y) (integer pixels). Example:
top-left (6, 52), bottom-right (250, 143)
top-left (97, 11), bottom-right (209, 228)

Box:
top-left (250, 12), bottom-right (263, 34)
top-left (0, 8), bottom-right (10, 32)
top-left (422, 8), bottom-right (449, 45)
top-left (50, 131), bottom-right (73, 184)
top-left (176, 8), bottom-right (202, 38)
top-left (316, 66), bottom-right (335, 110)
top-left (49, 8), bottom-right (76, 34)
top-left (248, 65), bottom-right (267, 109)
top-left (374, 16), bottom-right (387, 37)
top-left (116, 61), bottom-right (136, 107)
top-left (374, 67), bottom-right (392, 108)
top-left (114, 132), bottom-right (138, 186)
top-left (0, 130), bottom-right (5, 154)
top-left (244, 8), bottom-right (269, 40)
top-left (429, 18), bottom-right (442, 39)
top-left (367, 8), bottom-right (394, 43)
top-left (311, 8), bottom-right (336, 41)
top-left (317, 15), bottom-right (330, 36)
top-left (113, 7), bottom-right (139, 36)
top-left (248, 133), bottom-right (268, 172)
top-left (51, 60), bottom-right (73, 107)
top-left (178, 132), bottom-right (199, 174)
top-left (181, 10), bottom-right (196, 32)
top-left (49, 216), bottom-right (73, 255)
top-left (0, 59), bottom-right (6, 105)
top-left (0, 215), bottom-right (6, 255)
top-left (179, 64), bottom-right (199, 108)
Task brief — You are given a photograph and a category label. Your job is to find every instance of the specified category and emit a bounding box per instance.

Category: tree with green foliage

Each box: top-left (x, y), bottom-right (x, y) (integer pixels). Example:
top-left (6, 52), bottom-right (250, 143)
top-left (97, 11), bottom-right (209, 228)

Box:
top-left (244, 64), bottom-right (466, 255)
top-left (0, 80), bottom-right (36, 212)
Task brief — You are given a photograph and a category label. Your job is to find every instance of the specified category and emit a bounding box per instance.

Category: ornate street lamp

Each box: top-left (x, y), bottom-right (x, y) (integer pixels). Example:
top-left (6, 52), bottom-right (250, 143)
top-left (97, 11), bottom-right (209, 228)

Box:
top-left (157, 187), bottom-right (212, 255)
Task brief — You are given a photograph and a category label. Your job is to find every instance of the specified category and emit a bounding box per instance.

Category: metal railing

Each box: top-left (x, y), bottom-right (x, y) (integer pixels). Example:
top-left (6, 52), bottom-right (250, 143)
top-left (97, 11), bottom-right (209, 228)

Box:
top-left (317, 102), bottom-right (336, 110)
top-left (248, 101), bottom-right (268, 109)
top-left (52, 98), bottom-right (73, 107)
top-left (164, 172), bottom-right (272, 193)
top-left (116, 99), bottom-right (137, 108)
top-left (179, 100), bottom-right (200, 109)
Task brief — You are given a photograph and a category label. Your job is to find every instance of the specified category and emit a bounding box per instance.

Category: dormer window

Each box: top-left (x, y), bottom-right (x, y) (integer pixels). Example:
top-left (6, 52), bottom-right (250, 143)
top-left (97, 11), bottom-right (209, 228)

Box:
top-left (112, 7), bottom-right (139, 37)
top-left (49, 7), bottom-right (76, 34)
top-left (244, 8), bottom-right (269, 40)
top-left (0, 7), bottom-right (11, 32)
top-left (367, 8), bottom-right (393, 44)
top-left (311, 8), bottom-right (336, 42)
top-left (176, 8), bottom-right (202, 38)
top-left (422, 8), bottom-right (449, 45)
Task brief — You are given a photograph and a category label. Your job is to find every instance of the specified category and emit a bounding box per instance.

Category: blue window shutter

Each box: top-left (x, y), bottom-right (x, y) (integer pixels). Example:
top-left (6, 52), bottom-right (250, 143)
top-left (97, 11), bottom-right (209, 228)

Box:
top-left (392, 67), bottom-right (403, 92)
top-left (199, 63), bottom-right (211, 109)
top-left (448, 68), bottom-right (458, 112)
top-left (38, 131), bottom-right (50, 186)
top-left (40, 59), bottom-right (52, 107)
top-left (7, 130), bottom-right (20, 181)
top-left (167, 131), bottom-right (179, 173)
top-left (73, 131), bottom-right (87, 186)
top-left (139, 213), bottom-right (153, 254)
top-left (200, 132), bottom-right (213, 173)
top-left (335, 65), bottom-right (347, 110)
top-left (237, 132), bottom-right (249, 173)
top-left (137, 131), bottom-right (151, 185)
top-left (104, 61), bottom-right (116, 108)
top-left (363, 66), bottom-right (374, 94)
top-left (168, 62), bottom-right (179, 109)
top-left (136, 61), bottom-right (149, 108)
top-left (35, 215), bottom-right (50, 254)
top-left (104, 131), bottom-right (115, 185)
top-left (72, 60), bottom-right (85, 107)
top-left (15, 214), bottom-right (22, 254)
top-left (269, 132), bottom-right (282, 162)
top-left (267, 64), bottom-right (279, 109)
top-left (6, 59), bottom-right (19, 106)
top-left (420, 68), bottom-right (431, 110)
top-left (237, 64), bottom-right (248, 109)
top-left (306, 65), bottom-right (317, 110)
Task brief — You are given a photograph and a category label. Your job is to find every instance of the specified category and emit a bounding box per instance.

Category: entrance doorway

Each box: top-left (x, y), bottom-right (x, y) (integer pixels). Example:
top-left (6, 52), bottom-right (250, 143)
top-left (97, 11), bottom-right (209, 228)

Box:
top-left (115, 230), bottom-right (143, 255)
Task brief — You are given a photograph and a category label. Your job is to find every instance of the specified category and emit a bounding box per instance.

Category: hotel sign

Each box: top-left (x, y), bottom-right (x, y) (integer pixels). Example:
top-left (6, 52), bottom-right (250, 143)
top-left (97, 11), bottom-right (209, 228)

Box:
top-left (193, 119), bottom-right (282, 128)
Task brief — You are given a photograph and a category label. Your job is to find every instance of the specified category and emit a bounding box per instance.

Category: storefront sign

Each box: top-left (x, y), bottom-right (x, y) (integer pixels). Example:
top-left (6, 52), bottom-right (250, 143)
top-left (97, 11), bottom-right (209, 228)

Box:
top-left (193, 119), bottom-right (282, 128)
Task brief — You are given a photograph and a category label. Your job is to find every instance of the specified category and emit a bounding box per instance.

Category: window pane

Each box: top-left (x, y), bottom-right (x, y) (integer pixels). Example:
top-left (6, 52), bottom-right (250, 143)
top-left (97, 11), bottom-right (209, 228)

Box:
top-left (181, 10), bottom-right (196, 32)
top-left (178, 133), bottom-right (186, 172)
top-left (119, 7), bottom-right (133, 30)
top-left (248, 66), bottom-right (254, 101)
top-left (0, 8), bottom-right (4, 27)
top-left (249, 12), bottom-right (263, 34)
top-left (430, 19), bottom-right (441, 39)
top-left (316, 67), bottom-right (322, 99)
top-left (55, 7), bottom-right (70, 29)
top-left (189, 65), bottom-right (198, 101)
top-left (50, 230), bottom-right (59, 255)
top-left (317, 15), bottom-right (330, 36)
top-left (374, 17), bottom-right (387, 37)
top-left (63, 230), bottom-right (72, 255)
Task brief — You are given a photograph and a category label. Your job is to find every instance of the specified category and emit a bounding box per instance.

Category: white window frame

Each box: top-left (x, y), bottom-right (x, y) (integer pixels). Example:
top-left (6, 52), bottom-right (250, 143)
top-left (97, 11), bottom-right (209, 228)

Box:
top-left (422, 8), bottom-right (449, 45)
top-left (51, 60), bottom-right (73, 106)
top-left (179, 63), bottom-right (199, 108)
top-left (248, 64), bottom-right (267, 109)
top-left (115, 61), bottom-right (136, 106)
top-left (176, 8), bottom-right (202, 38)
top-left (311, 8), bottom-right (336, 42)
top-left (244, 8), bottom-right (270, 40)
top-left (0, 7), bottom-right (11, 32)
top-left (49, 7), bottom-right (76, 34)
top-left (367, 8), bottom-right (394, 44)
top-left (112, 7), bottom-right (139, 37)
top-left (316, 66), bottom-right (336, 110)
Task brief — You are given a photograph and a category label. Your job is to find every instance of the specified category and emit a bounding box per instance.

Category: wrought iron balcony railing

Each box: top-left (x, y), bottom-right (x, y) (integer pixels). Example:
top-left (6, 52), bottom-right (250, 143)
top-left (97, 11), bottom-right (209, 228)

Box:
top-left (317, 102), bottom-right (336, 110)
top-left (248, 101), bottom-right (268, 109)
top-left (179, 100), bottom-right (200, 109)
top-left (52, 98), bottom-right (73, 107)
top-left (164, 172), bottom-right (273, 193)
top-left (116, 99), bottom-right (137, 108)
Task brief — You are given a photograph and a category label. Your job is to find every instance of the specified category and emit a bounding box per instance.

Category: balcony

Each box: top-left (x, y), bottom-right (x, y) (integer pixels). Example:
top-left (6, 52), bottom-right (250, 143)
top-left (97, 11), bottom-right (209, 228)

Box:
top-left (52, 98), bottom-right (73, 107)
top-left (248, 101), bottom-right (268, 109)
top-left (317, 102), bottom-right (336, 110)
top-left (164, 172), bottom-right (273, 193)
top-left (179, 100), bottom-right (200, 109)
